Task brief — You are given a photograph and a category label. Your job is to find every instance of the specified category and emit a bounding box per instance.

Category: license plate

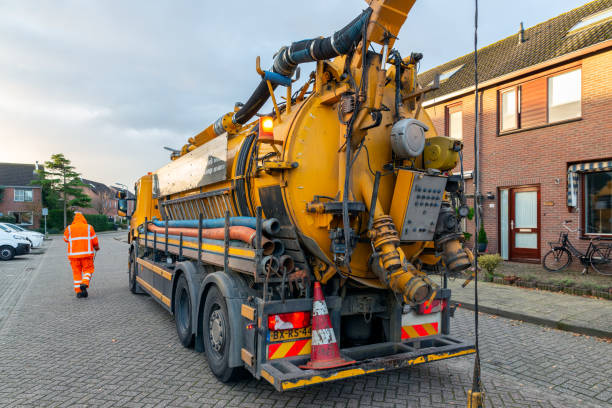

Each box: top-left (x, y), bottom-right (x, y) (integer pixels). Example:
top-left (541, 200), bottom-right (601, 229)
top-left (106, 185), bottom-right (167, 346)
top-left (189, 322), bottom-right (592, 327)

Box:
top-left (268, 327), bottom-right (312, 342)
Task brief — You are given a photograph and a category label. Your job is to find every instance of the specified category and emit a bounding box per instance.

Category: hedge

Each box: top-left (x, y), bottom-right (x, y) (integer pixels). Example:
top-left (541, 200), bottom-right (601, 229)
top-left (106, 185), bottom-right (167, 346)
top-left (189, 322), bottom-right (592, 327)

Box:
top-left (47, 210), bottom-right (114, 232)
top-left (0, 215), bottom-right (17, 223)
top-left (83, 214), bottom-right (114, 232)
top-left (47, 209), bottom-right (74, 230)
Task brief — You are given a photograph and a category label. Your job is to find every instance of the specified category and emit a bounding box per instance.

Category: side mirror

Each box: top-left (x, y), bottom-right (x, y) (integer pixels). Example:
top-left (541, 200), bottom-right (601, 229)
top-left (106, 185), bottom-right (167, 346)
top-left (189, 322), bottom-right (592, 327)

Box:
top-left (118, 199), bottom-right (128, 216)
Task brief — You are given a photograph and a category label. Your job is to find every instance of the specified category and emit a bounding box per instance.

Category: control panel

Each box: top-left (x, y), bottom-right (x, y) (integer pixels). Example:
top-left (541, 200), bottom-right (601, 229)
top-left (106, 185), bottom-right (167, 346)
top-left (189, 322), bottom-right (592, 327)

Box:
top-left (389, 170), bottom-right (447, 242)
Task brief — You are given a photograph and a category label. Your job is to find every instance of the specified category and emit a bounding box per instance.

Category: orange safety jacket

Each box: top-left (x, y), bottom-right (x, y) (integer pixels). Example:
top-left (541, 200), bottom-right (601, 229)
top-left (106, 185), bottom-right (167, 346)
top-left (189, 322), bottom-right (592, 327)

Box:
top-left (63, 213), bottom-right (99, 259)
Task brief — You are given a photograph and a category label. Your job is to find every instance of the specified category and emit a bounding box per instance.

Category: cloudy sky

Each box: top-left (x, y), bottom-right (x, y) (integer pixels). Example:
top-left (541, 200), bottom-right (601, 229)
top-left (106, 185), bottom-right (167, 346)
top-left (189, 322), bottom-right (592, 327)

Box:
top-left (0, 0), bottom-right (587, 189)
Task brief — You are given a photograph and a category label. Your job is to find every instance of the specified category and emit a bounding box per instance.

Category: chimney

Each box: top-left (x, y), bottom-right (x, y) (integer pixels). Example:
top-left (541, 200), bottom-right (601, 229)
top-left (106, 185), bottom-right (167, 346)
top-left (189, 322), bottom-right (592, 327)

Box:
top-left (518, 21), bottom-right (525, 44)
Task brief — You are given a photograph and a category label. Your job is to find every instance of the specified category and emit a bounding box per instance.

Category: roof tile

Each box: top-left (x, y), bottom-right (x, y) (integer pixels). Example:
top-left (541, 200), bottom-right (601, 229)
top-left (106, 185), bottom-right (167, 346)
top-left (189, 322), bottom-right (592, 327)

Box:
top-left (419, 0), bottom-right (612, 101)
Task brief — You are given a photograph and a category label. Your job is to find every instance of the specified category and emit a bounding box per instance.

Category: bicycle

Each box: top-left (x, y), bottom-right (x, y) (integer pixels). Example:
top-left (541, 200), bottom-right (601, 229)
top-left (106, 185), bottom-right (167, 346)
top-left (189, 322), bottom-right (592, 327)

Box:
top-left (542, 220), bottom-right (612, 275)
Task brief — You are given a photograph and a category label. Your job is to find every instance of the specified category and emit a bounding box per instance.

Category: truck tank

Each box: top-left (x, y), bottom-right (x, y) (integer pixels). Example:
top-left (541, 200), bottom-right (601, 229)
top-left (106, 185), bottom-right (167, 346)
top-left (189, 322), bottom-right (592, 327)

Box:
top-left (146, 0), bottom-right (472, 305)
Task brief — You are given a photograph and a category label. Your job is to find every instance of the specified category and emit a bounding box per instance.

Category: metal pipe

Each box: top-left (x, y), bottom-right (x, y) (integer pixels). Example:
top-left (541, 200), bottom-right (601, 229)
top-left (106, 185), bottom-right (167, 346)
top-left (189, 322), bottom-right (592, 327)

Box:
top-left (271, 239), bottom-right (285, 257)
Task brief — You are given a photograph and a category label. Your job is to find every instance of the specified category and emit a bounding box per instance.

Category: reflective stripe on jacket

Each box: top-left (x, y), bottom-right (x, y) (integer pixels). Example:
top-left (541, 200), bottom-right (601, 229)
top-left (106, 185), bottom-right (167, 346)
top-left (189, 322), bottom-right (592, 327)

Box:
top-left (63, 213), bottom-right (99, 258)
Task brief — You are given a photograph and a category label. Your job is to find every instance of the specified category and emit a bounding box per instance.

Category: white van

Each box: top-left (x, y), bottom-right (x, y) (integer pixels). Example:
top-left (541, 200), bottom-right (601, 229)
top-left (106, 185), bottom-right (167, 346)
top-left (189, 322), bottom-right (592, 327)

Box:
top-left (0, 223), bottom-right (44, 248)
top-left (0, 228), bottom-right (31, 260)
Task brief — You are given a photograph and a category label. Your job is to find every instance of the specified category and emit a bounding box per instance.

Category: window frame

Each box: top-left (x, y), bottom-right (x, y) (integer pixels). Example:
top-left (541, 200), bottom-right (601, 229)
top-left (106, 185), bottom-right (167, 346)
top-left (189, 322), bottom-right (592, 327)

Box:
top-left (581, 170), bottom-right (612, 238)
top-left (8, 211), bottom-right (34, 226)
top-left (499, 86), bottom-right (520, 133)
top-left (547, 68), bottom-right (582, 124)
top-left (496, 64), bottom-right (582, 136)
top-left (13, 189), bottom-right (33, 202)
top-left (445, 102), bottom-right (463, 139)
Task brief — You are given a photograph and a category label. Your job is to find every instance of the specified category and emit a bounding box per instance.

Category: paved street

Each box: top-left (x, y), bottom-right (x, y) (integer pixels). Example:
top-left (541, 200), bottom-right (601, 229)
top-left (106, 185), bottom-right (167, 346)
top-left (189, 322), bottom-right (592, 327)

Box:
top-left (0, 233), bottom-right (610, 408)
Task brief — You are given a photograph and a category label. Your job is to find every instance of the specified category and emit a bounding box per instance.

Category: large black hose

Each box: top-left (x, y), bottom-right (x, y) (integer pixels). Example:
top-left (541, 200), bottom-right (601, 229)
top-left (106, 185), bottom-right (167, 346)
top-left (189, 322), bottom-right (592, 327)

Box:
top-left (232, 8), bottom-right (372, 125)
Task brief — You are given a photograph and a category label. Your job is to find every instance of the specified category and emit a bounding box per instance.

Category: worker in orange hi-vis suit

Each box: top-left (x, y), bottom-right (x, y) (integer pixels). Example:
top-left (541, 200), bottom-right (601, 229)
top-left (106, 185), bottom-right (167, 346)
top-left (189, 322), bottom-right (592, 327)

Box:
top-left (63, 212), bottom-right (100, 298)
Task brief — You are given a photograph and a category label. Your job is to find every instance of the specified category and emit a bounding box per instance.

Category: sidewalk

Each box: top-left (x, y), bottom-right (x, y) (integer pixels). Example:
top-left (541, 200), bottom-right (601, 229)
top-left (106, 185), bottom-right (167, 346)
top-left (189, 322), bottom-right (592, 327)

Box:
top-left (445, 277), bottom-right (612, 339)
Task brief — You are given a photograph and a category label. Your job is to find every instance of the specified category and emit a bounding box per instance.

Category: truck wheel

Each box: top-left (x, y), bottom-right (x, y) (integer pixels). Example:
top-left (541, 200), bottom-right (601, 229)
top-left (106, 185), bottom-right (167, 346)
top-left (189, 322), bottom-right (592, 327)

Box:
top-left (203, 286), bottom-right (240, 382)
top-left (0, 246), bottom-right (15, 261)
top-left (174, 274), bottom-right (194, 348)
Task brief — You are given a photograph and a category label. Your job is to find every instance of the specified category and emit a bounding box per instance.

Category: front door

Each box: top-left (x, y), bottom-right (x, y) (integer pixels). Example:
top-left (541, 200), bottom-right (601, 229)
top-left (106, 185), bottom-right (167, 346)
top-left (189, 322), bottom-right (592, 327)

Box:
top-left (509, 186), bottom-right (540, 261)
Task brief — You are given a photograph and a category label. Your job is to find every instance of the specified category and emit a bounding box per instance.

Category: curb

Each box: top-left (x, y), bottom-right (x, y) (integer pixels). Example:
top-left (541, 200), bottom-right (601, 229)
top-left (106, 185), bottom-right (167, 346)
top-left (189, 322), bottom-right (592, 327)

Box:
top-left (457, 302), bottom-right (612, 339)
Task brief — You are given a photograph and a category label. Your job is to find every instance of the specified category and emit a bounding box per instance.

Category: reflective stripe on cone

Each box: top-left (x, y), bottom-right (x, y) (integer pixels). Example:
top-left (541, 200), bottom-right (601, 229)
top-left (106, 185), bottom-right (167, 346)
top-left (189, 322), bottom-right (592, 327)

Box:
top-left (299, 281), bottom-right (355, 370)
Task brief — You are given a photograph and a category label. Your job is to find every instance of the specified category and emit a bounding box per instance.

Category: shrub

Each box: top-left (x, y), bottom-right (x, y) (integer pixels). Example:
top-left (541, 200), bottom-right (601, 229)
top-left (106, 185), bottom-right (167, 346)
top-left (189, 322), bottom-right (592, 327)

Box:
top-left (0, 215), bottom-right (17, 223)
top-left (477, 225), bottom-right (488, 244)
top-left (83, 214), bottom-right (114, 232)
top-left (48, 209), bottom-right (74, 230)
top-left (478, 254), bottom-right (503, 278)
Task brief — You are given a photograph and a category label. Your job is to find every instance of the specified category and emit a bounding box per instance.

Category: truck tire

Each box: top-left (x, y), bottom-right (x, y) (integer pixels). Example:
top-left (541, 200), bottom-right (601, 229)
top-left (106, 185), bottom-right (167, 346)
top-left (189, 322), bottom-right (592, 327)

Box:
top-left (0, 246), bottom-right (15, 261)
top-left (174, 274), bottom-right (194, 348)
top-left (203, 285), bottom-right (240, 382)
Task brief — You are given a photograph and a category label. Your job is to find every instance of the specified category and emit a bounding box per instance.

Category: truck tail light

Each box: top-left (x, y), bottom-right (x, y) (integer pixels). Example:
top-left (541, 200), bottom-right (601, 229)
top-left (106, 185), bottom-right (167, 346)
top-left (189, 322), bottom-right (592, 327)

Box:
top-left (268, 311), bottom-right (311, 330)
top-left (418, 299), bottom-right (446, 315)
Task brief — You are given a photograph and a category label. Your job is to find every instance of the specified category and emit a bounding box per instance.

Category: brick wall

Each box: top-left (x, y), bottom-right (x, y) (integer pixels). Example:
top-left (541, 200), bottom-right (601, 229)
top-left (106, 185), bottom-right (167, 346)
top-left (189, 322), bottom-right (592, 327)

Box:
top-left (0, 187), bottom-right (43, 229)
top-left (425, 47), bottom-right (612, 260)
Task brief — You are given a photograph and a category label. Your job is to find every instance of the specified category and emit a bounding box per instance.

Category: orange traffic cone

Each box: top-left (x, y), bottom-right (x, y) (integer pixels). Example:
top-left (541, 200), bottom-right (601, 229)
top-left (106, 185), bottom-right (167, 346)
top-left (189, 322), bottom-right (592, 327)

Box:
top-left (300, 282), bottom-right (355, 370)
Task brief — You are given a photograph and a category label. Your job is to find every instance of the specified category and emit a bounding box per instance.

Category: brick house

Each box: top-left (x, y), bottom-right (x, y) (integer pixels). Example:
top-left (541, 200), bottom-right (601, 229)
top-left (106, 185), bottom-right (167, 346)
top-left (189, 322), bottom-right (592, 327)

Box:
top-left (80, 178), bottom-right (117, 217)
top-left (420, 0), bottom-right (612, 262)
top-left (78, 179), bottom-right (134, 221)
top-left (0, 163), bottom-right (43, 229)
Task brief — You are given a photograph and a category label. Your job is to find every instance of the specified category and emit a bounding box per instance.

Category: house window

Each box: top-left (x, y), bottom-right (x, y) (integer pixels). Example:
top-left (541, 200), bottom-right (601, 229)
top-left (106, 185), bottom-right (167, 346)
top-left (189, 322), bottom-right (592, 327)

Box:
top-left (14, 189), bottom-right (33, 202)
top-left (569, 7), bottom-right (612, 32)
top-left (584, 170), bottom-right (612, 235)
top-left (500, 88), bottom-right (518, 131)
top-left (445, 103), bottom-right (462, 139)
top-left (9, 212), bottom-right (33, 225)
top-left (548, 69), bottom-right (581, 123)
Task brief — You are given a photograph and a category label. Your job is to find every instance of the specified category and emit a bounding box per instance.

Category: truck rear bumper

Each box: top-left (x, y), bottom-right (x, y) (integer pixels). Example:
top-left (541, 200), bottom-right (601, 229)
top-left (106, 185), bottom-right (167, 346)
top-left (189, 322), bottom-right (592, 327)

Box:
top-left (260, 335), bottom-right (475, 391)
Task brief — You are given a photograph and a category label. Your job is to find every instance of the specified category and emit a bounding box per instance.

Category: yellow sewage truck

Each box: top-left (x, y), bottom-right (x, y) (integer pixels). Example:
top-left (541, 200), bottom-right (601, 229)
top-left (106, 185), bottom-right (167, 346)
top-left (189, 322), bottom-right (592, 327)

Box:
top-left (118, 0), bottom-right (476, 391)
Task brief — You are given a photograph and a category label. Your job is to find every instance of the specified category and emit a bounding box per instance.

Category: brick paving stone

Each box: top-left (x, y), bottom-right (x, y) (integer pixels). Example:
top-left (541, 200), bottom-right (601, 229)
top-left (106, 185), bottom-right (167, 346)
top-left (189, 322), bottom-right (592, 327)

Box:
top-left (445, 275), bottom-right (612, 338)
top-left (0, 234), bottom-right (609, 407)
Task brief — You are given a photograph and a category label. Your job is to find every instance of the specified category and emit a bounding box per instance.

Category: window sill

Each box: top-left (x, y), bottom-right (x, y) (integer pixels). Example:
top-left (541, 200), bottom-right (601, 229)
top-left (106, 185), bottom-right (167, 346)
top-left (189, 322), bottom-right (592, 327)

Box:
top-left (580, 234), bottom-right (612, 241)
top-left (498, 117), bottom-right (582, 137)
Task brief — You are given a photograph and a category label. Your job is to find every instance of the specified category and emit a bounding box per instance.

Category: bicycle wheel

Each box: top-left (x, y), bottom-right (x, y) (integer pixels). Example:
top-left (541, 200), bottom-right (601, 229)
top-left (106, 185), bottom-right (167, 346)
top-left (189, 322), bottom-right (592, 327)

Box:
top-left (542, 248), bottom-right (571, 272)
top-left (589, 247), bottom-right (612, 276)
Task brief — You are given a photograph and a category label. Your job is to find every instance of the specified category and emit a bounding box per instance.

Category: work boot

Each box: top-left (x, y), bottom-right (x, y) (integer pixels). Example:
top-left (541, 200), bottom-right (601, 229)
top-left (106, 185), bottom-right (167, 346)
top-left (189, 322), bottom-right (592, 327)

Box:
top-left (76, 292), bottom-right (83, 298)
top-left (80, 284), bottom-right (88, 298)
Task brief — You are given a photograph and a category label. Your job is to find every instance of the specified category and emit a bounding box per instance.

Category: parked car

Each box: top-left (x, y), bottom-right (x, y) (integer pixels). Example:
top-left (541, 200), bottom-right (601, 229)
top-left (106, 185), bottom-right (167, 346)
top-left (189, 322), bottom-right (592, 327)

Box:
top-left (0, 228), bottom-right (31, 260)
top-left (0, 223), bottom-right (44, 248)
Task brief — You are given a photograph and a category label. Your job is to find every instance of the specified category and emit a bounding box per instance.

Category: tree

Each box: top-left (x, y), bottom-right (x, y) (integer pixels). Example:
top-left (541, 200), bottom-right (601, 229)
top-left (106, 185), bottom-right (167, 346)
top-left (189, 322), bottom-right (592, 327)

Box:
top-left (33, 154), bottom-right (91, 228)
top-left (31, 167), bottom-right (60, 210)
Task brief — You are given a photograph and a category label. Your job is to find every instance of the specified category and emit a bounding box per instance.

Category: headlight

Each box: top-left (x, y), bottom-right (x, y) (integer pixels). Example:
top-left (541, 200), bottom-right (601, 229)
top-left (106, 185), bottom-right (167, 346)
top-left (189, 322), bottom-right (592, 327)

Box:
top-left (13, 235), bottom-right (24, 240)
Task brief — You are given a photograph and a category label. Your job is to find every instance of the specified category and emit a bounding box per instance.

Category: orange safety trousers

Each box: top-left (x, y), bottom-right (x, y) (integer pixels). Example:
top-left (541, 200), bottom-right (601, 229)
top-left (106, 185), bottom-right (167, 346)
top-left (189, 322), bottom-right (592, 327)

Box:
top-left (70, 256), bottom-right (94, 293)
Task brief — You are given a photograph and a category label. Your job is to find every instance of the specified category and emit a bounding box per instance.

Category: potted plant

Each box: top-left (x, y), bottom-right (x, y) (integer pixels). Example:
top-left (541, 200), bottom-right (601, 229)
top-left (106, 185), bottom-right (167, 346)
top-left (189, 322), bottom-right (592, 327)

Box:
top-left (477, 225), bottom-right (488, 253)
